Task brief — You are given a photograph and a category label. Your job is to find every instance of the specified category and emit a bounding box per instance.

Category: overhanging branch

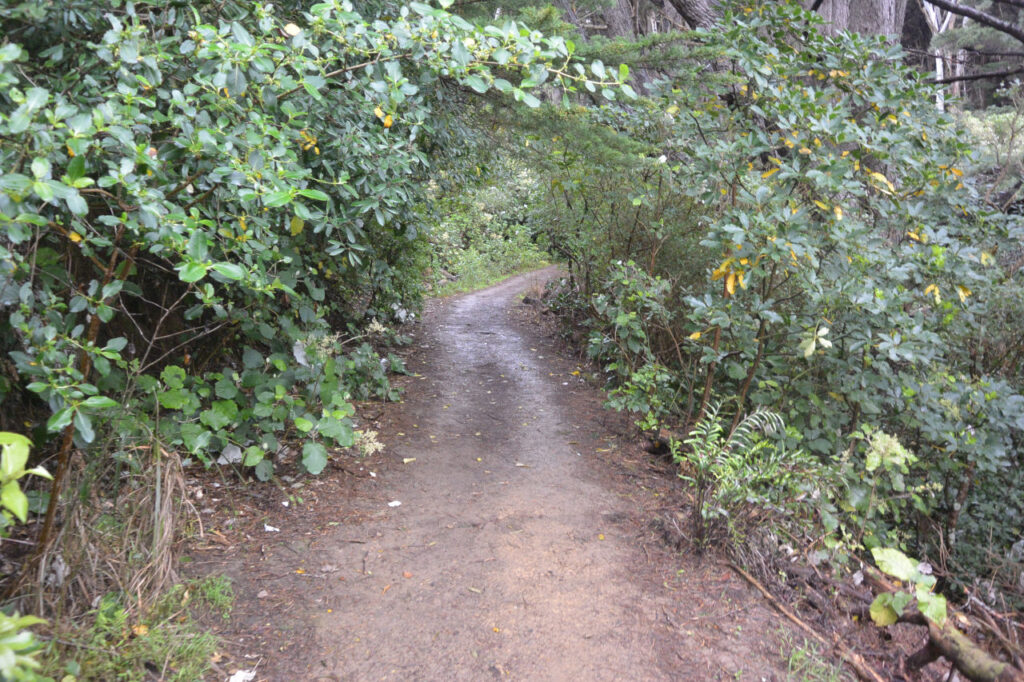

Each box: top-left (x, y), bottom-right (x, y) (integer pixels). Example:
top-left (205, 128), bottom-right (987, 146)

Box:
top-left (923, 0), bottom-right (1024, 45)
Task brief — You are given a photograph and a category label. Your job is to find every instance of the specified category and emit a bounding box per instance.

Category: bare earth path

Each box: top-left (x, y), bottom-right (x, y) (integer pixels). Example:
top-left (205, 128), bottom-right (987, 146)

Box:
top-left (197, 268), bottom-right (792, 681)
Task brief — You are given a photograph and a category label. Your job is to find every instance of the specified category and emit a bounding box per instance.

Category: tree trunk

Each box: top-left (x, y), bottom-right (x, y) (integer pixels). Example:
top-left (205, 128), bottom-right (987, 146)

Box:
top-left (664, 0), bottom-right (717, 29)
top-left (809, 0), bottom-right (907, 40)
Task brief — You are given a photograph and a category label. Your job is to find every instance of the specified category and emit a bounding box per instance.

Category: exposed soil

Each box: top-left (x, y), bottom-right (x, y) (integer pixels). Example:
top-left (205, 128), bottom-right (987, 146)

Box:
top-left (187, 268), bottom-right (801, 681)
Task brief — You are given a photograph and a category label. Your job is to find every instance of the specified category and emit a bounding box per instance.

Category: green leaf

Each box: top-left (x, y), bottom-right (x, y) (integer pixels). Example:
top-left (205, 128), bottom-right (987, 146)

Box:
top-left (47, 407), bottom-right (73, 433)
top-left (297, 188), bottom-right (329, 201)
top-left (211, 262), bottom-right (245, 280)
top-left (264, 190), bottom-right (293, 208)
top-left (243, 446), bottom-right (264, 467)
top-left (178, 262), bottom-right (208, 283)
top-left (0, 437), bottom-right (29, 479)
top-left (73, 410), bottom-right (95, 444)
top-left (618, 63), bottom-right (629, 81)
top-left (869, 594), bottom-right (898, 626)
top-left (1, 481), bottom-right (28, 523)
top-left (226, 66), bottom-right (248, 97)
top-left (465, 74), bottom-right (488, 94)
top-left (916, 591), bottom-right (947, 624)
top-left (200, 400), bottom-right (239, 431)
top-left (81, 396), bottom-right (118, 410)
top-left (254, 459), bottom-right (274, 481)
top-left (294, 417), bottom-right (315, 433)
top-left (66, 156), bottom-right (86, 182)
top-left (521, 92), bottom-right (541, 108)
top-left (590, 60), bottom-right (606, 79)
top-left (319, 416), bottom-right (354, 446)
top-left (302, 441), bottom-right (328, 475)
top-left (871, 547), bottom-right (917, 582)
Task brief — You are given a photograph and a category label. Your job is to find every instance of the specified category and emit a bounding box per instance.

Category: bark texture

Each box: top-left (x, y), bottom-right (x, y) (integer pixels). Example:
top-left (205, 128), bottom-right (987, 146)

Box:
top-left (809, 0), bottom-right (908, 39)
top-left (665, 0), bottom-right (718, 28)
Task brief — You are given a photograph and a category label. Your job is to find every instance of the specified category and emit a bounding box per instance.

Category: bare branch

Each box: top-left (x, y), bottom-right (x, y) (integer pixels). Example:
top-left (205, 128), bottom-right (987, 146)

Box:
top-left (923, 0), bottom-right (1024, 45)
top-left (929, 64), bottom-right (1024, 84)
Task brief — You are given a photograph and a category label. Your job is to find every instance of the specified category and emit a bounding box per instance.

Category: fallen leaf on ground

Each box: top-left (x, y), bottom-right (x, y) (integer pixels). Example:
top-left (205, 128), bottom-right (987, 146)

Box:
top-left (402, 458), bottom-right (416, 464)
top-left (264, 524), bottom-right (280, 532)
top-left (257, 590), bottom-right (269, 599)
top-left (468, 586), bottom-right (482, 594)
top-left (382, 584), bottom-right (391, 594)
top-left (388, 500), bottom-right (402, 507)
top-left (228, 671), bottom-right (257, 682)
top-left (403, 571), bottom-right (413, 578)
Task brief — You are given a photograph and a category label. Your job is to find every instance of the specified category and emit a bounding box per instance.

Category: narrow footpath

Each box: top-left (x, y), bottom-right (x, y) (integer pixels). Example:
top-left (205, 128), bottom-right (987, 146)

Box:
top-left (201, 268), bottom-right (790, 681)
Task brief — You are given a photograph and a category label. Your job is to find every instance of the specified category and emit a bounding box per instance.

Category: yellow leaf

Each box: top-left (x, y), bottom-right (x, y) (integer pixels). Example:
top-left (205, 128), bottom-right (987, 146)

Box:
top-left (761, 167), bottom-right (779, 179)
top-left (981, 251), bottom-right (994, 266)
top-left (726, 272), bottom-right (736, 296)
top-left (374, 106), bottom-right (384, 119)
top-left (737, 271), bottom-right (747, 289)
top-left (666, 104), bottom-right (680, 115)
top-left (290, 216), bottom-right (304, 236)
top-left (951, 167), bottom-right (963, 177)
top-left (132, 624), bottom-right (149, 637)
top-left (598, 534), bottom-right (605, 540)
top-left (833, 205), bottom-right (843, 220)
top-left (69, 231), bottom-right (82, 243)
top-left (296, 568), bottom-right (306, 574)
top-left (924, 283), bottom-right (941, 304)
top-left (67, 145), bottom-right (75, 157)
top-left (868, 171), bottom-right (895, 194)
top-left (383, 115), bottom-right (393, 128)
top-left (283, 23), bottom-right (302, 36)
top-left (814, 200), bottom-right (828, 211)
top-left (688, 331), bottom-right (702, 341)
top-left (957, 285), bottom-right (971, 303)
top-left (799, 147), bottom-right (812, 154)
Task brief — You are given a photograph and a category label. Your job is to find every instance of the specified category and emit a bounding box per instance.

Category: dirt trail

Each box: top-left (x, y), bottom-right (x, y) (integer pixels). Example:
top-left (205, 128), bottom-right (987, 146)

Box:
top-left (200, 268), bottom-right (791, 681)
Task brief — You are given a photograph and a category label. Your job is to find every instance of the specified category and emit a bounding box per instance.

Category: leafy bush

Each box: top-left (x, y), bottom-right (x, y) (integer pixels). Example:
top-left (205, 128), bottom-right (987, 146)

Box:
top-left (533, 1), bottom-right (1024, 594)
top-left (0, 0), bottom-right (633, 613)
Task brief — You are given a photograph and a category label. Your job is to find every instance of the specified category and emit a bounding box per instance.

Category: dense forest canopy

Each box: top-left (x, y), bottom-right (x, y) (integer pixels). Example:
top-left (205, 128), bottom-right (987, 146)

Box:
top-left (1, 0), bottom-right (1023, 678)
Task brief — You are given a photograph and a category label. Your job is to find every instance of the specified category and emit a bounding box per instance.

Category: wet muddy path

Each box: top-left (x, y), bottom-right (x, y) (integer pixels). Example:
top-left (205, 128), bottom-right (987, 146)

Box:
top-left (199, 268), bottom-right (789, 681)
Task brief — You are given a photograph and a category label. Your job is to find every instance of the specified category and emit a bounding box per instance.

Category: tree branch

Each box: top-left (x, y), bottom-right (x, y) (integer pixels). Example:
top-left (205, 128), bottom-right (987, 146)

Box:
top-left (929, 65), bottom-right (1024, 84)
top-left (923, 0), bottom-right (1024, 45)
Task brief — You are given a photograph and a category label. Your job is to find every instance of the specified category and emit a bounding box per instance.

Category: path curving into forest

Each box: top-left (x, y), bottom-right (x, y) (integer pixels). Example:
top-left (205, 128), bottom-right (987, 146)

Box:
top-left (205, 268), bottom-right (789, 681)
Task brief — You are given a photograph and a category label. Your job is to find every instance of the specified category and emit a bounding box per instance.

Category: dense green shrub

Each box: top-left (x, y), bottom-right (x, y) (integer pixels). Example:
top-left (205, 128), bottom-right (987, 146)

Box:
top-left (534, 2), bottom-right (1024, 596)
top-left (0, 0), bottom-right (633, 617)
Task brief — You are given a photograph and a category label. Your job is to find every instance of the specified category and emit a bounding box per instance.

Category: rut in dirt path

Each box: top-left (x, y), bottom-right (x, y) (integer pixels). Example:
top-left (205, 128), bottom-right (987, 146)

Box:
top-left (260, 268), bottom-right (787, 682)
